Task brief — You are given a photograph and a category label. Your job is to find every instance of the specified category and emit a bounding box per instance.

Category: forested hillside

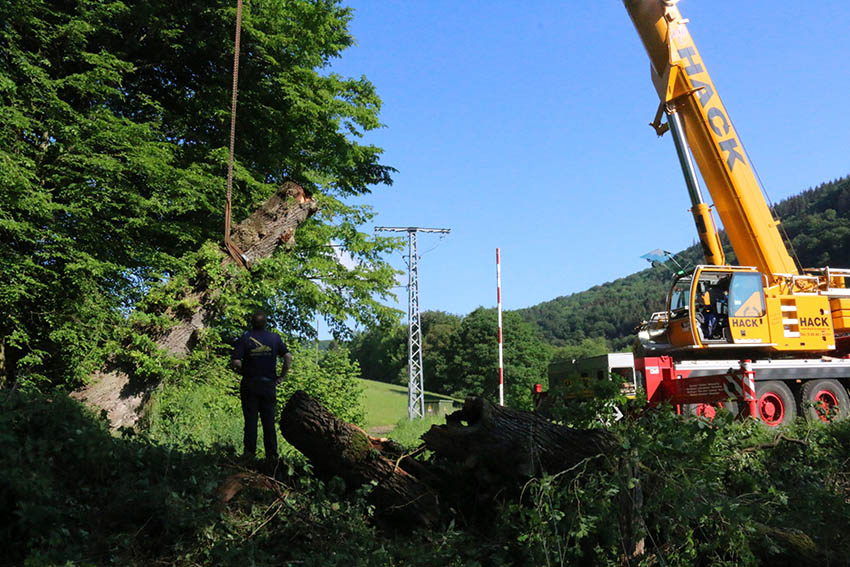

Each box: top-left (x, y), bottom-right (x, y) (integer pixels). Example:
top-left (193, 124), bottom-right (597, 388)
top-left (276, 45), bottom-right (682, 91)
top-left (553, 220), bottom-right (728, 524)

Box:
top-left (518, 176), bottom-right (850, 349)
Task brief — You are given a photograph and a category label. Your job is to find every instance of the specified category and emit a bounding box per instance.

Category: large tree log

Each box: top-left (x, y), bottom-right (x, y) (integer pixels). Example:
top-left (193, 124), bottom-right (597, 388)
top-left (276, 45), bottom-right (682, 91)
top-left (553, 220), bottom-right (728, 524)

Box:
top-left (73, 181), bottom-right (318, 428)
top-left (280, 391), bottom-right (625, 534)
top-left (422, 396), bottom-right (617, 480)
top-left (422, 398), bottom-right (645, 556)
top-left (280, 390), bottom-right (440, 530)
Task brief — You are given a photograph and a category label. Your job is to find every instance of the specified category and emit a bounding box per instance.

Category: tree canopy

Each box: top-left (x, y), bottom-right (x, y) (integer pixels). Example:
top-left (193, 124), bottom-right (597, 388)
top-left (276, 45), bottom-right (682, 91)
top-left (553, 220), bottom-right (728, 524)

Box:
top-left (1, 0), bottom-right (399, 389)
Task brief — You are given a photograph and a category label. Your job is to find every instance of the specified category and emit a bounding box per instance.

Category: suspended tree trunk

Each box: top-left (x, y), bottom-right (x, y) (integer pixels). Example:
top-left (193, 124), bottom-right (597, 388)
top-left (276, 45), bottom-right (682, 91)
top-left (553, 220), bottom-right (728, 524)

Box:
top-left (280, 390), bottom-right (441, 530)
top-left (73, 181), bottom-right (318, 428)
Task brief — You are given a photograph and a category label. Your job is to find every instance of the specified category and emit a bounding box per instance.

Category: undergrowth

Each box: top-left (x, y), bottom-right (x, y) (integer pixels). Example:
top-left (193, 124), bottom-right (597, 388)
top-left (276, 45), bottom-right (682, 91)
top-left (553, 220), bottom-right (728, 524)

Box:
top-left (0, 390), bottom-right (447, 566)
top-left (145, 342), bottom-right (364, 456)
top-left (4, 386), bottom-right (850, 566)
top-left (507, 401), bottom-right (850, 566)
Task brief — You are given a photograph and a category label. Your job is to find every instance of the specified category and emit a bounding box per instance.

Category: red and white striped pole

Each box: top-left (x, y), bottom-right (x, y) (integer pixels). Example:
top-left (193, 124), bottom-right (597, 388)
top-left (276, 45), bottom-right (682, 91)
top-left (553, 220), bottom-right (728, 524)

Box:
top-left (496, 248), bottom-right (504, 406)
top-left (741, 359), bottom-right (757, 419)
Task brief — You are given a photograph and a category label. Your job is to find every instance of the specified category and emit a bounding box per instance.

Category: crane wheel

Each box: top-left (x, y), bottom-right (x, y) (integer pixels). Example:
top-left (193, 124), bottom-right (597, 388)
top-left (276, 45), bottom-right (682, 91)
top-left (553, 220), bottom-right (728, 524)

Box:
top-left (799, 379), bottom-right (850, 423)
top-left (754, 381), bottom-right (796, 427)
top-left (684, 400), bottom-right (738, 420)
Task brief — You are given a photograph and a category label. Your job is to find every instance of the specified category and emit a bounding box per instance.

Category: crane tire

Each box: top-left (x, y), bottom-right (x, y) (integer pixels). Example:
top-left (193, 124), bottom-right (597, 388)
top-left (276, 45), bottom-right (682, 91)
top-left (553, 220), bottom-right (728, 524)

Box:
top-left (799, 379), bottom-right (850, 423)
top-left (754, 381), bottom-right (796, 427)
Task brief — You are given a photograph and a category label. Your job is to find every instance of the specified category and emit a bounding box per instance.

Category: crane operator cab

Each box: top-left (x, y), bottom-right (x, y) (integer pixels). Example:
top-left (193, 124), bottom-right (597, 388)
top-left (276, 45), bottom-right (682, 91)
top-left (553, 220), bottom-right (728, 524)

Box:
top-left (663, 266), bottom-right (772, 350)
top-left (638, 263), bottom-right (840, 355)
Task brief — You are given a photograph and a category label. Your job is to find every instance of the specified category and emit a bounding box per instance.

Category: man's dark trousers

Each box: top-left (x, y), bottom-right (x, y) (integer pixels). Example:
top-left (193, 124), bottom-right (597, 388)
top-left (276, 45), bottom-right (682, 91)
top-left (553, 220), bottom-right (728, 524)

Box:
top-left (240, 376), bottom-right (277, 458)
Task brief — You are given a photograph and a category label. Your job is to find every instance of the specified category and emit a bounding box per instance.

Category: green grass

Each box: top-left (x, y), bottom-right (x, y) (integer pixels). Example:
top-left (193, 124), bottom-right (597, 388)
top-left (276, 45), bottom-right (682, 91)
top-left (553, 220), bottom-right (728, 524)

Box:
top-left (360, 378), bottom-right (457, 431)
top-left (386, 415), bottom-right (446, 448)
top-left (146, 377), bottom-right (454, 456)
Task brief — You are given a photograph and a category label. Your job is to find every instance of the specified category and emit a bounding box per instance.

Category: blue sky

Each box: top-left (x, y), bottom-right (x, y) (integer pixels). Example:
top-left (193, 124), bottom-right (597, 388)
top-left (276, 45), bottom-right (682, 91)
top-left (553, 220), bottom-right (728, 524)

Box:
top-left (330, 0), bottom-right (850, 321)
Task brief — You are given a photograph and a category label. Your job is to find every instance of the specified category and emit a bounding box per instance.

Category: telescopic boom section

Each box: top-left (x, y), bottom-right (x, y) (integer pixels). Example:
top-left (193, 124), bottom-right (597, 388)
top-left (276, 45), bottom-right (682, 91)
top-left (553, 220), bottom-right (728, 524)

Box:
top-left (623, 0), bottom-right (798, 279)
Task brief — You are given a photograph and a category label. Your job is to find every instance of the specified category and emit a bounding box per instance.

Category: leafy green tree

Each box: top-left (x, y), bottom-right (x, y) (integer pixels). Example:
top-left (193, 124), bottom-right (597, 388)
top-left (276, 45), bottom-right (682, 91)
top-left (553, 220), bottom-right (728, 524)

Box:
top-left (420, 310), bottom-right (461, 388)
top-left (348, 310), bottom-right (461, 390)
top-left (349, 323), bottom-right (407, 383)
top-left (0, 0), bottom-right (397, 389)
top-left (439, 307), bottom-right (550, 409)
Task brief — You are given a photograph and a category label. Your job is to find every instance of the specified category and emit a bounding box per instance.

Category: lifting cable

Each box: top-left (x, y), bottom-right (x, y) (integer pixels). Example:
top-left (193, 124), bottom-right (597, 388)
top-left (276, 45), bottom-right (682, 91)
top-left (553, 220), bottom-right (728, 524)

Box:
top-left (224, 0), bottom-right (247, 268)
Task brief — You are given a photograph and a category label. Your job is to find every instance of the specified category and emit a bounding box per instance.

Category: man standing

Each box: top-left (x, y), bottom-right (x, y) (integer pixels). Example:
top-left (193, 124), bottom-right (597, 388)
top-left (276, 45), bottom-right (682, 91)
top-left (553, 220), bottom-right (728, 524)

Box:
top-left (232, 311), bottom-right (292, 461)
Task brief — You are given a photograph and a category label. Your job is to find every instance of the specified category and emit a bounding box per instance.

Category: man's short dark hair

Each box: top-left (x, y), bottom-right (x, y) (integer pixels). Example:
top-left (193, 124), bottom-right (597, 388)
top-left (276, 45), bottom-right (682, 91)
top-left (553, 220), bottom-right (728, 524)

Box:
top-left (250, 311), bottom-right (267, 330)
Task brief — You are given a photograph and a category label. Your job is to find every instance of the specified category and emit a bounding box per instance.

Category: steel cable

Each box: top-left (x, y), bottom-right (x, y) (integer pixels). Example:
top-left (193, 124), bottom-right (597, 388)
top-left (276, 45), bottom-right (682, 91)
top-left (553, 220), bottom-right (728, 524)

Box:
top-left (224, 0), bottom-right (246, 266)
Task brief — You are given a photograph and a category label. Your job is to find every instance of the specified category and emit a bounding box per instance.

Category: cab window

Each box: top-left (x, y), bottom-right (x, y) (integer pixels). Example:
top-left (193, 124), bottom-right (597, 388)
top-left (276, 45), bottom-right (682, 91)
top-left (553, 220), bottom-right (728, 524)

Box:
top-left (729, 273), bottom-right (765, 317)
top-left (669, 277), bottom-right (692, 313)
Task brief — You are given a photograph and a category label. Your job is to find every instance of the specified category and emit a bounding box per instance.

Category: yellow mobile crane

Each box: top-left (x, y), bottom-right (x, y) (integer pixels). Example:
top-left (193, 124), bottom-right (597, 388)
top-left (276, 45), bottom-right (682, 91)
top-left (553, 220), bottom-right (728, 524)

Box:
top-left (538, 0), bottom-right (850, 425)
top-left (623, 0), bottom-right (850, 355)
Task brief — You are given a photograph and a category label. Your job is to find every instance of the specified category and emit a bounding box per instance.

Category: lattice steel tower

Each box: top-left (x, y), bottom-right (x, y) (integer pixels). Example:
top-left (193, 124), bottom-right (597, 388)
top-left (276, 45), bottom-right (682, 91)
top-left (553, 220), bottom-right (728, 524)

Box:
top-left (375, 227), bottom-right (450, 419)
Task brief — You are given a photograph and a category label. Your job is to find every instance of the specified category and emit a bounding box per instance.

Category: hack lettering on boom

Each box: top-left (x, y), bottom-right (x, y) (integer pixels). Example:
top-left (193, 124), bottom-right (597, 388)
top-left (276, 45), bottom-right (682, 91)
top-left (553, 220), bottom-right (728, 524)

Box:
top-left (677, 46), bottom-right (746, 171)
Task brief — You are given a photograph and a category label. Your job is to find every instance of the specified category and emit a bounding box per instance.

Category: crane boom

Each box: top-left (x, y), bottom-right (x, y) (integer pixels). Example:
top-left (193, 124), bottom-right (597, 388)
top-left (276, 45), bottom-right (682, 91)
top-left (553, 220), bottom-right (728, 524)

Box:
top-left (623, 0), bottom-right (798, 279)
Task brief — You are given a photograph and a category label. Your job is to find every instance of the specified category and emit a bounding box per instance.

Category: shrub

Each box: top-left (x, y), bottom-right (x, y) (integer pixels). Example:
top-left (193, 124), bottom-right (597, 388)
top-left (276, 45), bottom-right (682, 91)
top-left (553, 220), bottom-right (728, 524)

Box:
top-left (387, 415), bottom-right (445, 448)
top-left (499, 400), bottom-right (850, 566)
top-left (145, 343), bottom-right (365, 455)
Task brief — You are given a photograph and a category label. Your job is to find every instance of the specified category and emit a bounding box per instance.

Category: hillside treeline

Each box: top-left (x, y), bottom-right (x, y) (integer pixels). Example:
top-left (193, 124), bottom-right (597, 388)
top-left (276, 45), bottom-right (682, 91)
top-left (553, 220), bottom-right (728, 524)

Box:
top-left (517, 176), bottom-right (850, 349)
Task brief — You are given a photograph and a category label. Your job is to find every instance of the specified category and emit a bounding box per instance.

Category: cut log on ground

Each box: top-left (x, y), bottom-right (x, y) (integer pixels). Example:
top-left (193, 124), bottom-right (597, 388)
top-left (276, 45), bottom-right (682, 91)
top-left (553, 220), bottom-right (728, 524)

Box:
top-left (73, 181), bottom-right (318, 429)
top-left (279, 391), bottom-right (625, 533)
top-left (280, 390), bottom-right (440, 530)
top-left (422, 396), bottom-right (617, 480)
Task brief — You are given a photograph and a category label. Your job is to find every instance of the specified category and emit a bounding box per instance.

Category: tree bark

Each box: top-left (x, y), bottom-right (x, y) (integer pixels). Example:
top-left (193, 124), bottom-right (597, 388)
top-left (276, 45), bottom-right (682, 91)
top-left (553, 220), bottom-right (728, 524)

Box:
top-left (0, 337), bottom-right (7, 390)
top-left (279, 391), bottom-right (623, 532)
top-left (422, 396), bottom-right (617, 480)
top-left (280, 390), bottom-right (440, 530)
top-left (73, 181), bottom-right (318, 429)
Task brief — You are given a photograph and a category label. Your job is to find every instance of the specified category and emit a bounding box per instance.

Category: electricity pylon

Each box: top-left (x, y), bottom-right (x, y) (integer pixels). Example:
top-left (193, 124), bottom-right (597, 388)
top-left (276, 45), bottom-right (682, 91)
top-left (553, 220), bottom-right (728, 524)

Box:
top-left (375, 227), bottom-right (450, 419)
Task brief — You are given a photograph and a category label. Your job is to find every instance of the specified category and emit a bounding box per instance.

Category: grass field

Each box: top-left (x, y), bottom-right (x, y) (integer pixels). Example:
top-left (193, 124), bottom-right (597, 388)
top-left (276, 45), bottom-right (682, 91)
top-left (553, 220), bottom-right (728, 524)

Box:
top-left (360, 378), bottom-right (457, 433)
